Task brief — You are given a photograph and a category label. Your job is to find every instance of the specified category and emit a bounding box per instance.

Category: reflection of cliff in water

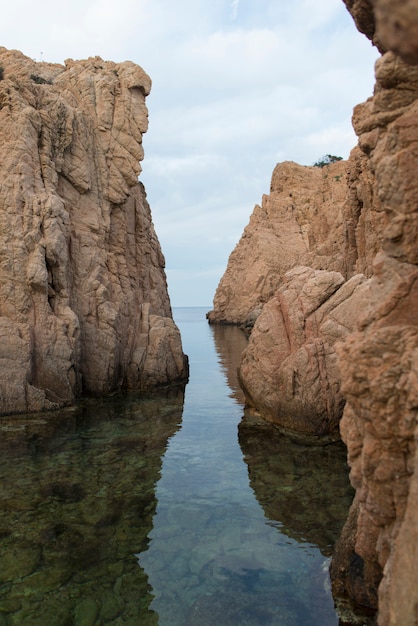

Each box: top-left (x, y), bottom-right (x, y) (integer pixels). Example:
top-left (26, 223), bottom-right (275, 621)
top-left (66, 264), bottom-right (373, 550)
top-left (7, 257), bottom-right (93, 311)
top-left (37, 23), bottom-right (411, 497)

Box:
top-left (209, 323), bottom-right (248, 404)
top-left (238, 415), bottom-right (354, 557)
top-left (209, 320), bottom-right (354, 558)
top-left (0, 388), bottom-right (184, 625)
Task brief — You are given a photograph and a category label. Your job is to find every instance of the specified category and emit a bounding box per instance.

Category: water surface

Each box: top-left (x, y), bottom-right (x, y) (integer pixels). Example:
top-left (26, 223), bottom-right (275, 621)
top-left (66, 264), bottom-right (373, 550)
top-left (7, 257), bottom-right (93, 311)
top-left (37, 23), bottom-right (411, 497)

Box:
top-left (0, 307), bottom-right (354, 625)
top-left (139, 308), bottom-right (354, 625)
top-left (0, 390), bottom-right (184, 625)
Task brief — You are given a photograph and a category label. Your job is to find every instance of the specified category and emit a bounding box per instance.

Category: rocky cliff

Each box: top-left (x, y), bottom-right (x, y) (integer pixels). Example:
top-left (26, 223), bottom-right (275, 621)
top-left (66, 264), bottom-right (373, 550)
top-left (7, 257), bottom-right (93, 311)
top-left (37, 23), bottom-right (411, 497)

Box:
top-left (207, 155), bottom-right (381, 328)
top-left (0, 48), bottom-right (188, 415)
top-left (329, 2), bottom-right (418, 625)
top-left (209, 0), bottom-right (418, 623)
top-left (208, 155), bottom-right (381, 437)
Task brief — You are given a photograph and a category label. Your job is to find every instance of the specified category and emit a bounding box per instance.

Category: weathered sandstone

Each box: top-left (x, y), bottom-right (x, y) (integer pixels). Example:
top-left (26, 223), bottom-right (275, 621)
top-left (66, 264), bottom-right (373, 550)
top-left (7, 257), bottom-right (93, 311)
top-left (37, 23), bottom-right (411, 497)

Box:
top-left (208, 154), bottom-right (381, 328)
top-left (238, 267), bottom-right (371, 437)
top-left (208, 160), bottom-right (350, 326)
top-left (0, 48), bottom-right (188, 415)
top-left (210, 0), bottom-right (418, 622)
top-left (329, 5), bottom-right (418, 623)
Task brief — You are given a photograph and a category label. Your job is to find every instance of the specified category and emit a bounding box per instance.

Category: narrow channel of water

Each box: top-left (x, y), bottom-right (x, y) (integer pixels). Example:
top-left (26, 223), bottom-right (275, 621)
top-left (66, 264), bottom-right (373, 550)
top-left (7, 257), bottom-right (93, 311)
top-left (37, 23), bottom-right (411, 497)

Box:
top-left (139, 307), bottom-right (354, 625)
top-left (0, 307), bottom-right (354, 625)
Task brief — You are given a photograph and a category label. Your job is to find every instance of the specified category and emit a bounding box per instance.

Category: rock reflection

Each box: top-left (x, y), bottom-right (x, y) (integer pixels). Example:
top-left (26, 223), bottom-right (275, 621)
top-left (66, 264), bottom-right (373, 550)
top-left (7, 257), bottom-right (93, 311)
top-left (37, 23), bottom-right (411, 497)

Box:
top-left (0, 388), bottom-right (184, 626)
top-left (238, 414), bottom-right (354, 557)
top-left (209, 319), bottom-right (354, 558)
top-left (209, 323), bottom-right (247, 404)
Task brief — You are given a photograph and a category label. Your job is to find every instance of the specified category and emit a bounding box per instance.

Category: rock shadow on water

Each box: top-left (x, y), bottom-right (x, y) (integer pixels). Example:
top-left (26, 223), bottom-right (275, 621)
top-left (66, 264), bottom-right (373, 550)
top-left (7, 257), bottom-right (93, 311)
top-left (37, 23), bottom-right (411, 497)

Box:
top-left (0, 387), bottom-right (185, 626)
top-left (209, 322), bottom-right (248, 405)
top-left (210, 320), bottom-right (359, 624)
top-left (238, 412), bottom-right (354, 557)
top-left (210, 318), bottom-right (354, 557)
top-left (237, 413), bottom-right (376, 625)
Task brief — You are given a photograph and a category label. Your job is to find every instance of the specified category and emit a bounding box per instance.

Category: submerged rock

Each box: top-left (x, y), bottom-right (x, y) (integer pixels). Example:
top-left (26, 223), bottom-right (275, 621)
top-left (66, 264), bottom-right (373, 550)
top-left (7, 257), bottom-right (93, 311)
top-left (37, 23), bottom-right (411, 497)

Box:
top-left (0, 389), bottom-right (183, 624)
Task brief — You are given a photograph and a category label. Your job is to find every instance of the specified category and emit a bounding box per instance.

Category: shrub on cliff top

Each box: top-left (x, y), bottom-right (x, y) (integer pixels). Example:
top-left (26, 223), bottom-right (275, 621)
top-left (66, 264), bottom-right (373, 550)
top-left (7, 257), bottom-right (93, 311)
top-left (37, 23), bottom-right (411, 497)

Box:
top-left (0, 66), bottom-right (4, 81)
top-left (313, 154), bottom-right (343, 168)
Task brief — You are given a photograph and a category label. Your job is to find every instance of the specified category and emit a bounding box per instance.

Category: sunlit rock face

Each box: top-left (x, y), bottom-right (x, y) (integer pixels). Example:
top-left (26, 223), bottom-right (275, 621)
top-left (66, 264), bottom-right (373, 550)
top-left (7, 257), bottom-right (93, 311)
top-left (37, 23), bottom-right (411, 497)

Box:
top-left (0, 48), bottom-right (188, 415)
top-left (209, 151), bottom-right (381, 438)
top-left (207, 156), bottom-right (381, 328)
top-left (329, 4), bottom-right (418, 624)
top-left (238, 267), bottom-right (371, 437)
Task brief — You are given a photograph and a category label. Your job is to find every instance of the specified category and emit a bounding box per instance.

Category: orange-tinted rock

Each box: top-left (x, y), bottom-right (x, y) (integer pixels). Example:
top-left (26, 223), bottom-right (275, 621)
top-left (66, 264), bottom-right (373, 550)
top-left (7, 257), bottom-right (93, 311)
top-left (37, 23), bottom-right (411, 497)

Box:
top-left (208, 151), bottom-right (382, 329)
top-left (208, 160), bottom-right (351, 326)
top-left (238, 267), bottom-right (371, 436)
top-left (0, 48), bottom-right (188, 415)
top-left (330, 4), bottom-right (418, 624)
top-left (208, 149), bottom-right (381, 441)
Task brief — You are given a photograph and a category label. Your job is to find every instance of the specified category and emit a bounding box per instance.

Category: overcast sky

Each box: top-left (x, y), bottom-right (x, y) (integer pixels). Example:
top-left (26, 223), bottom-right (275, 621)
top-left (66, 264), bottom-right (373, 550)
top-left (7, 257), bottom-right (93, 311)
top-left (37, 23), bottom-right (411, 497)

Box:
top-left (1, 0), bottom-right (379, 307)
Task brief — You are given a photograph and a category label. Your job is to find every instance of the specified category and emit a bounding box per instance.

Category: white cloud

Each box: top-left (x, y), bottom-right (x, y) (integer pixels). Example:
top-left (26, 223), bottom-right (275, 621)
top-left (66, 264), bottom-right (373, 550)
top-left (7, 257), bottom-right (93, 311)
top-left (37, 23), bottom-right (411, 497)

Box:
top-left (231, 0), bottom-right (240, 21)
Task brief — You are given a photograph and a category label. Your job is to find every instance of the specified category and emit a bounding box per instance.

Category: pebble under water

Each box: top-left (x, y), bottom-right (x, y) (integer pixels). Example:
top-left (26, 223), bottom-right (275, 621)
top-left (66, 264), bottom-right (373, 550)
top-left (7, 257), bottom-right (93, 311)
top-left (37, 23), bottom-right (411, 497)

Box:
top-left (0, 307), bottom-right (355, 625)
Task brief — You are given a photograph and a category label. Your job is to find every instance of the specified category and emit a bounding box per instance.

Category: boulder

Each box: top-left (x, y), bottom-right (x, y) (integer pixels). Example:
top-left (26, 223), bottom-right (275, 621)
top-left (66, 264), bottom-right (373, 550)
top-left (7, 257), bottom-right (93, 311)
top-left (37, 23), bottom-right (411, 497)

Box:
top-left (238, 267), bottom-right (370, 437)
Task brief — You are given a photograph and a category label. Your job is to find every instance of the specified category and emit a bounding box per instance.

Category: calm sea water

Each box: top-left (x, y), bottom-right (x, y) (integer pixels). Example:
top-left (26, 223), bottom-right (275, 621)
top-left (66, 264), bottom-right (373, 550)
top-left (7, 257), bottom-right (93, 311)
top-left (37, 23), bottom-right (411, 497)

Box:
top-left (0, 307), bottom-right (354, 625)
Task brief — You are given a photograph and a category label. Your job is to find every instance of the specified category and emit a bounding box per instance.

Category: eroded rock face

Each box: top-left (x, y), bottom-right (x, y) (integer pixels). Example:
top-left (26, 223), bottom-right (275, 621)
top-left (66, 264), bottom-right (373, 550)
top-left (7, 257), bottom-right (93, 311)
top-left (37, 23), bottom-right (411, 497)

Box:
top-left (238, 267), bottom-right (371, 436)
top-left (0, 48), bottom-right (188, 415)
top-left (208, 154), bottom-right (381, 328)
top-left (208, 160), bottom-right (350, 326)
top-left (329, 20), bottom-right (418, 625)
top-left (344, 0), bottom-right (418, 64)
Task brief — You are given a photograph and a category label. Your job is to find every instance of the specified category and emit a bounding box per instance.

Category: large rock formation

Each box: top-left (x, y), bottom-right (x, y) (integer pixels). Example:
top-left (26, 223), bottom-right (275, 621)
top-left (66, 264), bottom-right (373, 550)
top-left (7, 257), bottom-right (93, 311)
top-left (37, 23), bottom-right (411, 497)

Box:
top-left (208, 160), bottom-right (349, 326)
top-left (0, 48), bottom-right (188, 415)
top-left (329, 3), bottom-right (418, 625)
top-left (207, 156), bottom-right (381, 328)
top-left (209, 0), bottom-right (418, 623)
top-left (208, 152), bottom-right (381, 437)
top-left (238, 268), bottom-right (370, 437)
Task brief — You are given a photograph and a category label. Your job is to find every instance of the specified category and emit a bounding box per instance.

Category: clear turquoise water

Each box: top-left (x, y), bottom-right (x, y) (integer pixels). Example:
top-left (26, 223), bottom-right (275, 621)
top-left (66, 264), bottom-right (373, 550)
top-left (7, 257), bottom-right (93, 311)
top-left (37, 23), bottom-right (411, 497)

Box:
top-left (0, 307), bottom-right (354, 625)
